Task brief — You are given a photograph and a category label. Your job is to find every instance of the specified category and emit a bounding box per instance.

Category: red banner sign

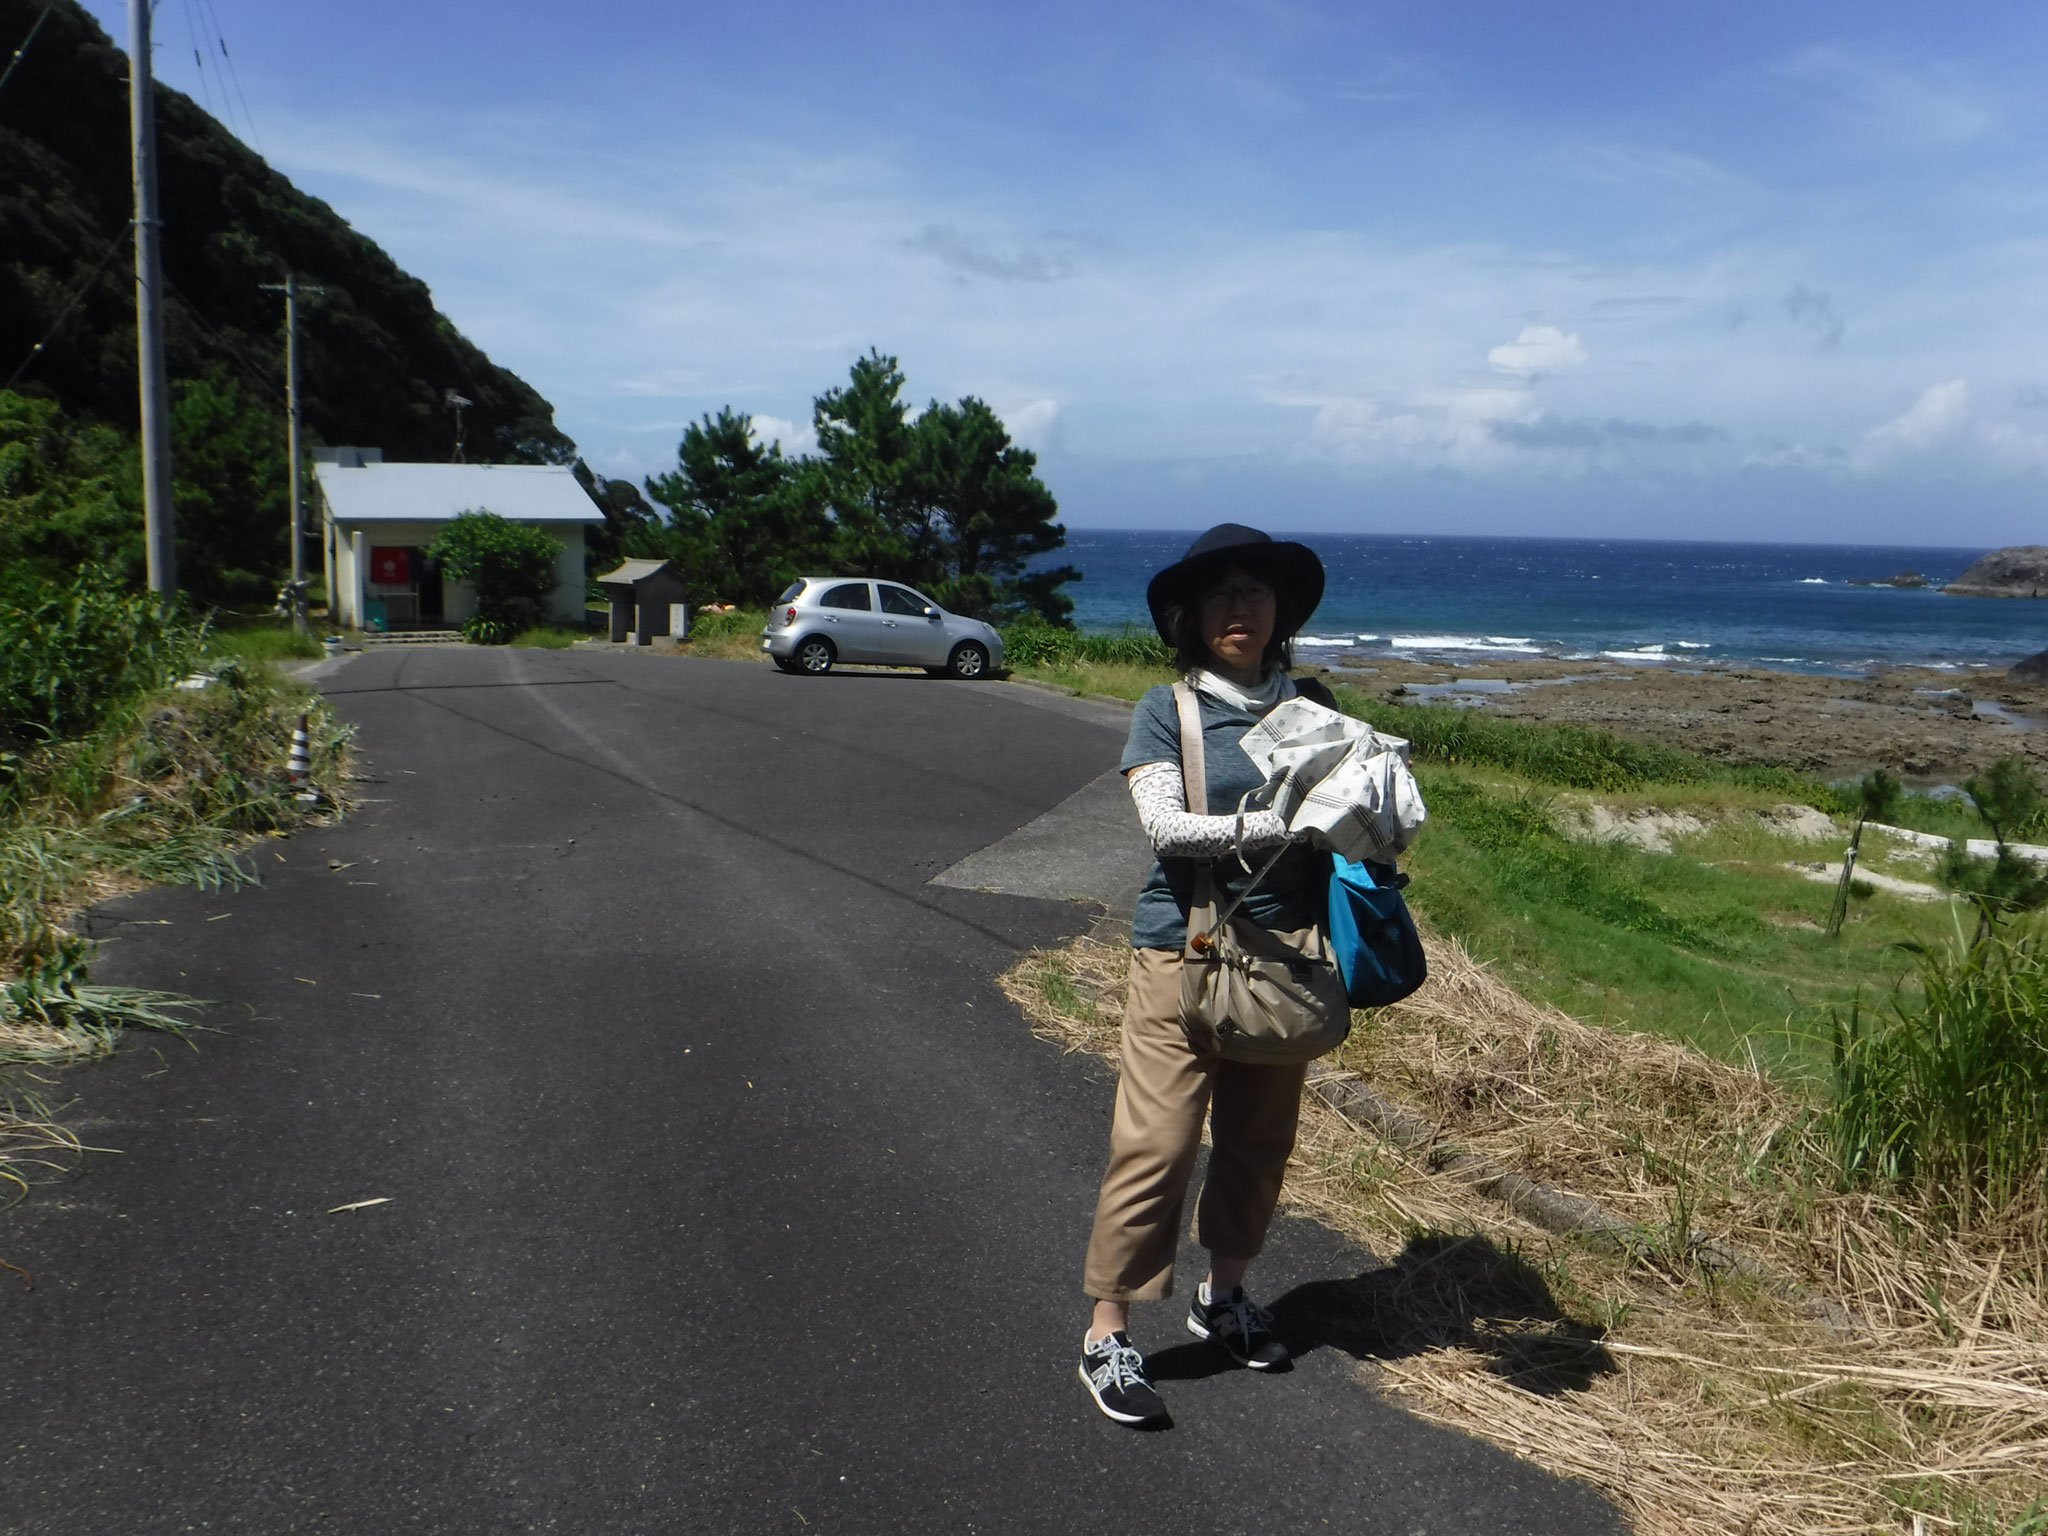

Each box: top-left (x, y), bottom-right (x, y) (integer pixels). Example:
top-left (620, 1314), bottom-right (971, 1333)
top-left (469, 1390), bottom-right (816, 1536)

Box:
top-left (369, 547), bottom-right (410, 585)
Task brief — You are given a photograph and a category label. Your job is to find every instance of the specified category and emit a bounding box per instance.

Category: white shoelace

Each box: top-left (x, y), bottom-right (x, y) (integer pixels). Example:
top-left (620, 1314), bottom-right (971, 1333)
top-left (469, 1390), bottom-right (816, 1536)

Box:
top-left (1088, 1335), bottom-right (1148, 1392)
top-left (1211, 1291), bottom-right (1271, 1343)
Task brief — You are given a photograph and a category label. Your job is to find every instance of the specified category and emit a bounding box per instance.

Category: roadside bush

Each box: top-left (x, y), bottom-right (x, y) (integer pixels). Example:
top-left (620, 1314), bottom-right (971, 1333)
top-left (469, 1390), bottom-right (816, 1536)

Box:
top-left (1001, 616), bottom-right (1170, 669)
top-left (1828, 919), bottom-right (2048, 1223)
top-left (459, 617), bottom-right (515, 646)
top-left (0, 566), bottom-right (200, 761)
top-left (687, 606), bottom-right (762, 643)
top-left (428, 511), bottom-right (561, 632)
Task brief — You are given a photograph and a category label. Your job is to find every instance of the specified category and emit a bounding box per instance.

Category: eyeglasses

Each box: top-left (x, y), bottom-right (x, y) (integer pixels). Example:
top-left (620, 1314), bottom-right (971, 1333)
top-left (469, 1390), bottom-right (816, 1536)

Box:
top-left (1200, 582), bottom-right (1275, 608)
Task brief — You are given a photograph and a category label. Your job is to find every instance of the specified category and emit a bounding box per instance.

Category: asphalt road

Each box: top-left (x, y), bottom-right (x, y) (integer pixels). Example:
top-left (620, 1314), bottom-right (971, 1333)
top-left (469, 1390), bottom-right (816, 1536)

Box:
top-left (2, 646), bottom-right (1623, 1535)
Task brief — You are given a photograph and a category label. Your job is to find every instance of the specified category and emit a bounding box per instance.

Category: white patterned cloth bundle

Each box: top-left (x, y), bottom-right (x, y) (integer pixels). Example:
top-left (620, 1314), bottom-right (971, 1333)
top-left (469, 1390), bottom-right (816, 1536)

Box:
top-left (1238, 697), bottom-right (1428, 864)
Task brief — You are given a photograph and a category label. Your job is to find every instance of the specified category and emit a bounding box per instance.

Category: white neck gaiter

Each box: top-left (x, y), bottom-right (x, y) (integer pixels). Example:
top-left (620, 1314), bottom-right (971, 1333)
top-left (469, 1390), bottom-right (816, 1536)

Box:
top-left (1192, 666), bottom-right (1296, 716)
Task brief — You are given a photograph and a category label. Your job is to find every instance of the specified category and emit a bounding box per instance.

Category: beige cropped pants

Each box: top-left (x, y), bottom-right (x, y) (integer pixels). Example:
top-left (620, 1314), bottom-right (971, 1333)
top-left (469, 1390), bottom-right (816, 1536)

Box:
top-left (1082, 946), bottom-right (1308, 1302)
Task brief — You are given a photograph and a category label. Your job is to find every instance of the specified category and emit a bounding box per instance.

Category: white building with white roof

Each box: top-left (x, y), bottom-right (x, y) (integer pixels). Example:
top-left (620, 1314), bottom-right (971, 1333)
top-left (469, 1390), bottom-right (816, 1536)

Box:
top-left (313, 451), bottom-right (605, 631)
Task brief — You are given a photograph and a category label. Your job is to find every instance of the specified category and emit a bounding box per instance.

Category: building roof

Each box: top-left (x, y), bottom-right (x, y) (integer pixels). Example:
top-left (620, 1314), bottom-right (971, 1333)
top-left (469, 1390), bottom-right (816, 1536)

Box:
top-left (594, 559), bottom-right (676, 585)
top-left (314, 461), bottom-right (604, 524)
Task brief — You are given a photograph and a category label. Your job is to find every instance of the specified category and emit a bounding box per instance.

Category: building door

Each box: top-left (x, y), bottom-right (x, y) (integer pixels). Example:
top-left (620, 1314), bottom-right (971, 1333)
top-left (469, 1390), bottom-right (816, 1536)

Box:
top-left (412, 549), bottom-right (444, 622)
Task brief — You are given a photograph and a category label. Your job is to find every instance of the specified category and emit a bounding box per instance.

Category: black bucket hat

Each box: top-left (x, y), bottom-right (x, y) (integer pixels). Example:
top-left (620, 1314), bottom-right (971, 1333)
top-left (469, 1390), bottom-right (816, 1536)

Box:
top-left (1145, 524), bottom-right (1326, 647)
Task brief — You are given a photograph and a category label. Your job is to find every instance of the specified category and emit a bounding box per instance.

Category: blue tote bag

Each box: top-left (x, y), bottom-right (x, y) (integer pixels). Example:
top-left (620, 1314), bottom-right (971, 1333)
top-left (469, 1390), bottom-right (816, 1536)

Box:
top-left (1326, 855), bottom-right (1427, 1008)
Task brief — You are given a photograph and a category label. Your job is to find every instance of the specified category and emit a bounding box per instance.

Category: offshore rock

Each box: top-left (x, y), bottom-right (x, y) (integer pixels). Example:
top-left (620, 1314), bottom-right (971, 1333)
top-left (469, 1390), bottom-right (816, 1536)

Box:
top-left (1944, 546), bottom-right (2048, 598)
top-left (2011, 648), bottom-right (2048, 684)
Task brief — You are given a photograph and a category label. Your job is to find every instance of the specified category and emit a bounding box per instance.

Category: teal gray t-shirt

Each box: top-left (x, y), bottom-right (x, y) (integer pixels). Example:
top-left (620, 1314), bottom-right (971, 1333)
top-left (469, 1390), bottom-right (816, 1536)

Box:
top-left (1122, 678), bottom-right (1333, 951)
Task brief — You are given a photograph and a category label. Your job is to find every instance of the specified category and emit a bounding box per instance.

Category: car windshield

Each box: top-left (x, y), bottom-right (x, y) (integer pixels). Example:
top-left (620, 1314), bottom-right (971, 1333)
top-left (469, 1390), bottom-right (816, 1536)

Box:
top-left (819, 582), bottom-right (871, 611)
top-left (877, 585), bottom-right (931, 617)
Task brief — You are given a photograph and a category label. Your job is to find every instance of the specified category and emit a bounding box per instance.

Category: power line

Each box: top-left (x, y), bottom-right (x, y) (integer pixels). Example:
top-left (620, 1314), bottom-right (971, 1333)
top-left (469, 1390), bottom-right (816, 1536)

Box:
top-left (178, 0), bottom-right (217, 122)
top-left (197, 0), bottom-right (261, 155)
top-left (0, 4), bottom-right (53, 101)
top-left (3, 223), bottom-right (135, 392)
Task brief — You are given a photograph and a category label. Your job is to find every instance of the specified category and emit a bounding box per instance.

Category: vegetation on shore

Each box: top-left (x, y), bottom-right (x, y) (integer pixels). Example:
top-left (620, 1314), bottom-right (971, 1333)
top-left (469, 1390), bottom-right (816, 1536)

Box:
top-left (1, 567), bottom-right (346, 1198)
top-left (623, 353), bottom-right (1077, 622)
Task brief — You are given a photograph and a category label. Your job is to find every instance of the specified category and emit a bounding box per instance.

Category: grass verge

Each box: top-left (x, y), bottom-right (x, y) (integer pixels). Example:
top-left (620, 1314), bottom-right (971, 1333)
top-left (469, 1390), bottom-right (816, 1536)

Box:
top-left (203, 616), bottom-right (324, 664)
top-left (2, 574), bottom-right (351, 1201)
top-left (683, 606), bottom-right (773, 661)
top-left (1006, 926), bottom-right (2048, 1536)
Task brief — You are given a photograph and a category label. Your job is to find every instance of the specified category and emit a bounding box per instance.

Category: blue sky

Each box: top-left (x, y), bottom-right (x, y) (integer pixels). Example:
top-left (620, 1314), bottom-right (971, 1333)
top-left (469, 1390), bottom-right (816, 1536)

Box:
top-left (86, 0), bottom-right (2048, 543)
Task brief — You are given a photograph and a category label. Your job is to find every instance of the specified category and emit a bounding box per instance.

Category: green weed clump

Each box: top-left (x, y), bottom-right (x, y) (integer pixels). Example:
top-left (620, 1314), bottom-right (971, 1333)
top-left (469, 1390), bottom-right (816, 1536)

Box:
top-left (204, 620), bottom-right (324, 663)
top-left (1829, 919), bottom-right (2048, 1225)
top-left (688, 605), bottom-right (767, 643)
top-left (1, 566), bottom-right (202, 763)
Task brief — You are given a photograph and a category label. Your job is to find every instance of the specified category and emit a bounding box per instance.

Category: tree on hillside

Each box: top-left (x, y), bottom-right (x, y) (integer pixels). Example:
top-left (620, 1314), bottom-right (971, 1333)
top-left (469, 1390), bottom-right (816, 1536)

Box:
top-left (0, 0), bottom-right (573, 465)
top-left (811, 351), bottom-right (928, 581)
top-left (639, 408), bottom-right (831, 605)
top-left (1, 379), bottom-right (286, 607)
top-left (573, 460), bottom-right (658, 575)
top-left (913, 396), bottom-right (1078, 624)
top-left (808, 351), bottom-right (1074, 622)
top-left (0, 388), bottom-right (132, 584)
top-left (643, 352), bottom-right (1076, 621)
top-left (167, 371), bottom-right (288, 607)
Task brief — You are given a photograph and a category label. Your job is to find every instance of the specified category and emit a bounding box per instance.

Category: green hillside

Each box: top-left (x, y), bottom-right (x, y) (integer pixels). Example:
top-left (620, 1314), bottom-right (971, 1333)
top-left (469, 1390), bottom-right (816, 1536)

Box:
top-left (0, 0), bottom-right (575, 600)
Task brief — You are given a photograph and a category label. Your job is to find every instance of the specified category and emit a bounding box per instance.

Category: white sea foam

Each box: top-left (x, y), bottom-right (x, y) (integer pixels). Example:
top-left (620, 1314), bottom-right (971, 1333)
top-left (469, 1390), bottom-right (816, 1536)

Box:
top-left (1602, 645), bottom-right (1678, 662)
top-left (1389, 635), bottom-right (1543, 653)
top-left (1294, 635), bottom-right (1353, 647)
top-left (1800, 577), bottom-right (1828, 584)
top-left (1672, 641), bottom-right (1710, 650)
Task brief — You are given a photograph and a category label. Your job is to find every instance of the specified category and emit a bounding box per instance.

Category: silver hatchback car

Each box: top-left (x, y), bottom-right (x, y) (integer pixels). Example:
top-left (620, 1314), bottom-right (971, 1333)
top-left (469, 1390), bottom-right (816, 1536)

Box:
top-left (761, 578), bottom-right (1006, 678)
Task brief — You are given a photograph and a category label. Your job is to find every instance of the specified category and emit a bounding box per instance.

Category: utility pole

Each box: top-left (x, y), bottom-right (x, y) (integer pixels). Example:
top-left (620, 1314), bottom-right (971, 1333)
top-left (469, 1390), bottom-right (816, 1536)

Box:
top-left (445, 389), bottom-right (472, 463)
top-left (129, 0), bottom-right (176, 596)
top-left (262, 274), bottom-right (325, 632)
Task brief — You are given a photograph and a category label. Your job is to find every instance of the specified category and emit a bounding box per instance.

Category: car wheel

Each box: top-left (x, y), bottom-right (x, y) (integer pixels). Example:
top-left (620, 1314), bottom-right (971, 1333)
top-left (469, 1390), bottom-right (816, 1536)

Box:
top-left (796, 636), bottom-right (836, 674)
top-left (946, 642), bottom-right (989, 679)
top-left (772, 655), bottom-right (802, 674)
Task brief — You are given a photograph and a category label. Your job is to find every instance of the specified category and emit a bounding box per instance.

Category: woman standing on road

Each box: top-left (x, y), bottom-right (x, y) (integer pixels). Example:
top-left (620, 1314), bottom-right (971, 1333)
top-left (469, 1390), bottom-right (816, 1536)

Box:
top-left (1078, 522), bottom-right (1333, 1427)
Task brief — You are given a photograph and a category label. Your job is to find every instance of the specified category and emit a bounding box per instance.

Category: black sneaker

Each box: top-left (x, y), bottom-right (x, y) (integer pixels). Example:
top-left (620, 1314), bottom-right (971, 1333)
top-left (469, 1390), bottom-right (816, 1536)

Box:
top-left (1079, 1330), bottom-right (1167, 1425)
top-left (1186, 1285), bottom-right (1289, 1370)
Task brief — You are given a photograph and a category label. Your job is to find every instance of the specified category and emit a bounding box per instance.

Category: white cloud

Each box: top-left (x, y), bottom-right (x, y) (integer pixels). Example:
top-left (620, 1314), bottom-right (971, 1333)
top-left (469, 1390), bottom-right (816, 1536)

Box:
top-left (1861, 379), bottom-right (1971, 459)
top-left (1487, 325), bottom-right (1588, 376)
top-left (1977, 419), bottom-right (2048, 470)
top-left (1000, 398), bottom-right (1062, 453)
top-left (1776, 46), bottom-right (1990, 145)
top-left (749, 414), bottom-right (819, 458)
top-left (1303, 385), bottom-right (1535, 469)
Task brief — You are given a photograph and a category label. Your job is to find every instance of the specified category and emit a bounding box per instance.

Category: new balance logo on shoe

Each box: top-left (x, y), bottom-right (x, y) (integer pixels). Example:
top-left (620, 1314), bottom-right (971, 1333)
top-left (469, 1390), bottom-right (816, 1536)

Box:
top-left (1079, 1330), bottom-right (1167, 1425)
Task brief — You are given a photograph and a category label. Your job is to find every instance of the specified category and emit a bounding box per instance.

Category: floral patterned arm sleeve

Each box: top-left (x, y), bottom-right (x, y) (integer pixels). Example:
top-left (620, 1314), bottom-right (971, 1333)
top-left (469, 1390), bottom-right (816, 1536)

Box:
top-left (1127, 761), bottom-right (1291, 858)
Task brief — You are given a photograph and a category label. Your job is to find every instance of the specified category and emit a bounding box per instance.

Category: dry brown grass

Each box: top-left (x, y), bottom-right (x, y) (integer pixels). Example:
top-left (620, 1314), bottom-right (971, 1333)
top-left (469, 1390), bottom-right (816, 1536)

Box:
top-left (1002, 925), bottom-right (2048, 1536)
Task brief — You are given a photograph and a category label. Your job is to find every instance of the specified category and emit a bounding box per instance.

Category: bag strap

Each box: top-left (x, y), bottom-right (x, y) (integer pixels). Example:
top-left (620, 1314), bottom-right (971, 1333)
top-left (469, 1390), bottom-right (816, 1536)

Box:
top-left (1173, 680), bottom-right (1221, 937)
top-left (1172, 680), bottom-right (1206, 815)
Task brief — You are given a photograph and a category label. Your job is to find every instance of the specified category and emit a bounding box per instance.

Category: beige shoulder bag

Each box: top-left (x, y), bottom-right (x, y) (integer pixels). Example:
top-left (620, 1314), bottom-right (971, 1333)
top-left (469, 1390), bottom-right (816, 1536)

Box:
top-left (1173, 682), bottom-right (1352, 1064)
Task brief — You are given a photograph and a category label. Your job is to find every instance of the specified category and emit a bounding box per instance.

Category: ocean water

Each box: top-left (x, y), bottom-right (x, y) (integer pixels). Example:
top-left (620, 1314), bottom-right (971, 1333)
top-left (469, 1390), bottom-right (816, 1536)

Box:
top-left (1044, 532), bottom-right (2048, 675)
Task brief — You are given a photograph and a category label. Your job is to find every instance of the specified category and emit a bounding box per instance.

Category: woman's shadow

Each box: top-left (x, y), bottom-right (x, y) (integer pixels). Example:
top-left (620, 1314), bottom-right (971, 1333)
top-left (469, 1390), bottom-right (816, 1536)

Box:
top-left (1147, 1232), bottom-right (1615, 1395)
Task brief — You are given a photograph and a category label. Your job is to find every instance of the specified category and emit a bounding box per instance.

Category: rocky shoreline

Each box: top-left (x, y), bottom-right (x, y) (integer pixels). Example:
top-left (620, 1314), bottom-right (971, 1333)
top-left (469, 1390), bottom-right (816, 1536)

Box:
top-left (1308, 655), bottom-right (2048, 782)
